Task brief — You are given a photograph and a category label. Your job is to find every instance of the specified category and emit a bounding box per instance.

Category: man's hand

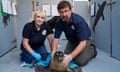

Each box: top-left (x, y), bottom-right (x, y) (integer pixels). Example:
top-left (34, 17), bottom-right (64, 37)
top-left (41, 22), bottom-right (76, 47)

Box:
top-left (51, 51), bottom-right (55, 58)
top-left (61, 54), bottom-right (73, 67)
top-left (31, 51), bottom-right (41, 60)
top-left (50, 51), bottom-right (56, 63)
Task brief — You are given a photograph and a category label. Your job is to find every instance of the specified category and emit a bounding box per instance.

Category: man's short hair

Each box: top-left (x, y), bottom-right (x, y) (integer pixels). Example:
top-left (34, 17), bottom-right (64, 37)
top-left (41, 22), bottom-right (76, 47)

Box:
top-left (57, 0), bottom-right (72, 10)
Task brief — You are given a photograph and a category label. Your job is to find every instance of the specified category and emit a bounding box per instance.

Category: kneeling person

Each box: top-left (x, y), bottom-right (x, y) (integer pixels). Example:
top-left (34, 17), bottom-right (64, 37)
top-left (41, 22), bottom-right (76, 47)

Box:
top-left (52, 0), bottom-right (97, 67)
top-left (20, 10), bottom-right (52, 66)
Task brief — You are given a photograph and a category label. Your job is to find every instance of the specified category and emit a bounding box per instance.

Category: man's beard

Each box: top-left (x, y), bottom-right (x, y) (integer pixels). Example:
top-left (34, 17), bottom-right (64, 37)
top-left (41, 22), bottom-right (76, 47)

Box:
top-left (61, 16), bottom-right (67, 22)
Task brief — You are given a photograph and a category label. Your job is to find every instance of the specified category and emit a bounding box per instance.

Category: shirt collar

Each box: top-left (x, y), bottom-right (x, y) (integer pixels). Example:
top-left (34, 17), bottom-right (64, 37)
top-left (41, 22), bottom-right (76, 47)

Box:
top-left (70, 13), bottom-right (74, 23)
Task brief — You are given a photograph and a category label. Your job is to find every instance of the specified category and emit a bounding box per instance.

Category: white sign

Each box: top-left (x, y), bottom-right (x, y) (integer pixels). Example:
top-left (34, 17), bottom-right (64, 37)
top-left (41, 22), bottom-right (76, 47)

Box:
top-left (42, 4), bottom-right (51, 16)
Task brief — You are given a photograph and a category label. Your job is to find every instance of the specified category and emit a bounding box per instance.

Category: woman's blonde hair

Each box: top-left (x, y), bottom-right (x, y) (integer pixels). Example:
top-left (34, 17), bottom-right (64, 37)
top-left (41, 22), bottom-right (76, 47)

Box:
top-left (29, 10), bottom-right (46, 22)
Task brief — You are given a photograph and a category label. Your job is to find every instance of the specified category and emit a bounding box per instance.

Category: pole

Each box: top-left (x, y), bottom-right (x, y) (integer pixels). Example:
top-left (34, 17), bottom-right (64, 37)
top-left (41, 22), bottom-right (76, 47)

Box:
top-left (110, 0), bottom-right (112, 57)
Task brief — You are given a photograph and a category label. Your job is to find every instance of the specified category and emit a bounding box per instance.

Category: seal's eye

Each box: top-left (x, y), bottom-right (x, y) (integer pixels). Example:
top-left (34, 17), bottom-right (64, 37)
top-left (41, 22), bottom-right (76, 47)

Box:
top-left (54, 53), bottom-right (57, 57)
top-left (56, 53), bottom-right (59, 56)
top-left (54, 51), bottom-right (64, 58)
top-left (59, 53), bottom-right (63, 57)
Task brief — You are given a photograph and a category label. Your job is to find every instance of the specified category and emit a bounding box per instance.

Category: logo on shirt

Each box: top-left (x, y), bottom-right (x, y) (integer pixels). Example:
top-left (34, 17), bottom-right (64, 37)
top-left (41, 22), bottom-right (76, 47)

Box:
top-left (71, 25), bottom-right (75, 30)
top-left (42, 29), bottom-right (47, 36)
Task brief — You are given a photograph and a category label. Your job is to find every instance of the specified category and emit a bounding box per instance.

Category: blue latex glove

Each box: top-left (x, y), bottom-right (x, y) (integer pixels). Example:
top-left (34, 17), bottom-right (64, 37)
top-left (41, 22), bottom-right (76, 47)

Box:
top-left (31, 51), bottom-right (41, 60)
top-left (37, 53), bottom-right (51, 67)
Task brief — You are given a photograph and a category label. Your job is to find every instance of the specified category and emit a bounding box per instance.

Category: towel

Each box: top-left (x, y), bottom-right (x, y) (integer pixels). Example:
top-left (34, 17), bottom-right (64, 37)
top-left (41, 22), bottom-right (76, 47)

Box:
top-left (69, 61), bottom-right (78, 69)
top-left (20, 61), bottom-right (32, 67)
top-left (20, 53), bottom-right (78, 69)
top-left (36, 53), bottom-right (51, 67)
top-left (0, 0), bottom-right (7, 16)
top-left (20, 53), bottom-right (51, 67)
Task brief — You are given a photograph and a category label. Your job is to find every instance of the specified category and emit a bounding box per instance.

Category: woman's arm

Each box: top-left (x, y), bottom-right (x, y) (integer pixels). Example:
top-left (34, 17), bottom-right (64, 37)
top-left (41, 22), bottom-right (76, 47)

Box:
top-left (47, 34), bottom-right (53, 51)
top-left (22, 37), bottom-right (34, 53)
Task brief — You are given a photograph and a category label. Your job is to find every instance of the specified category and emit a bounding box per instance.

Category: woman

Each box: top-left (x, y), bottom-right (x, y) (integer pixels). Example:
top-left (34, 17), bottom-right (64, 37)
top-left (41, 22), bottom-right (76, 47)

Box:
top-left (20, 10), bottom-right (52, 66)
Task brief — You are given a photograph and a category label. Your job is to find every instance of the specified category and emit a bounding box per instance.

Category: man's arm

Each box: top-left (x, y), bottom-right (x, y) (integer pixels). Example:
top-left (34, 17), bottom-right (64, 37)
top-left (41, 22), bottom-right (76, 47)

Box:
top-left (52, 38), bottom-right (59, 54)
top-left (62, 40), bottom-right (87, 67)
top-left (70, 40), bottom-right (87, 59)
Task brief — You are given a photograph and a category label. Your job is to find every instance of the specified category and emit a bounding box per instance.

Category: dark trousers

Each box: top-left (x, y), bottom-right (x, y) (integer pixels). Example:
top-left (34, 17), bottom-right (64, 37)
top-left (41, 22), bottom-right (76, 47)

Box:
top-left (21, 46), bottom-right (48, 63)
top-left (64, 40), bottom-right (95, 66)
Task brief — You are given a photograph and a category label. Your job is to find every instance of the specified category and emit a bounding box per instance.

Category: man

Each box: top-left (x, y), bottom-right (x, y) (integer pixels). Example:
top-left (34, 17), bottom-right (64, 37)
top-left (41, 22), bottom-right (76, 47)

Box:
top-left (52, 0), bottom-right (97, 67)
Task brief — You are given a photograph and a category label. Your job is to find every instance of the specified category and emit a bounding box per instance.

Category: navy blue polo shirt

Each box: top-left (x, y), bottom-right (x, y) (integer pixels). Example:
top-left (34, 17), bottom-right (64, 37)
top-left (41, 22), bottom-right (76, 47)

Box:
top-left (54, 13), bottom-right (91, 43)
top-left (22, 21), bottom-right (52, 49)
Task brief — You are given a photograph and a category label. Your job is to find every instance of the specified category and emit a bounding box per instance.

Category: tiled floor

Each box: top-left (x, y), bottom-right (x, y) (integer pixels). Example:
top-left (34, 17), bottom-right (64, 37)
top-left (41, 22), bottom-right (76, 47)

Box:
top-left (0, 47), bottom-right (120, 72)
top-left (82, 49), bottom-right (120, 72)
